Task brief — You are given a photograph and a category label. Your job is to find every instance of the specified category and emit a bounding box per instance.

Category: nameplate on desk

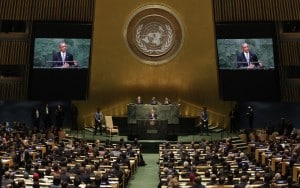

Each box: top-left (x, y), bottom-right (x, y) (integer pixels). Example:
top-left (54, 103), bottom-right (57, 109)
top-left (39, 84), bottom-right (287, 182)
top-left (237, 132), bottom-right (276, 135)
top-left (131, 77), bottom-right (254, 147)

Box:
top-left (147, 129), bottom-right (158, 134)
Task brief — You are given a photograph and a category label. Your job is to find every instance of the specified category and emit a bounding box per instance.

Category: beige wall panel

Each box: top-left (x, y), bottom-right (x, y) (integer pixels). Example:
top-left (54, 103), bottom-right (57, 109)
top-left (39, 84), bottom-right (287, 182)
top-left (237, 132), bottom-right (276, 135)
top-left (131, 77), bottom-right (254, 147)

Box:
top-left (76, 0), bottom-right (232, 127)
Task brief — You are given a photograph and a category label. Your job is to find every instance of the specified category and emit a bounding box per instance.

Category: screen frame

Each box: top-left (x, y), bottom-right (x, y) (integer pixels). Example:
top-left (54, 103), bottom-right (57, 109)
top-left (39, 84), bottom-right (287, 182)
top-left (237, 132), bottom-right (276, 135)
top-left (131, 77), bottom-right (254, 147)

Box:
top-left (215, 22), bottom-right (281, 101)
top-left (32, 37), bottom-right (91, 69)
top-left (216, 38), bottom-right (275, 70)
top-left (28, 21), bottom-right (93, 100)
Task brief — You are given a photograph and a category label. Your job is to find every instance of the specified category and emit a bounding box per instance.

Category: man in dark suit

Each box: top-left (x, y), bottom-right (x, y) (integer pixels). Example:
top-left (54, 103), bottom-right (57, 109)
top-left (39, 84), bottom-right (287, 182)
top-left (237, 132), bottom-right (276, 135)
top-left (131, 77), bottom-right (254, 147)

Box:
top-left (246, 106), bottom-right (254, 129)
top-left (43, 103), bottom-right (51, 132)
top-left (236, 42), bottom-right (261, 68)
top-left (200, 107), bottom-right (209, 135)
top-left (136, 96), bottom-right (143, 104)
top-left (52, 42), bottom-right (77, 68)
top-left (149, 109), bottom-right (158, 120)
top-left (234, 175), bottom-right (248, 188)
top-left (55, 104), bottom-right (64, 132)
top-left (94, 108), bottom-right (103, 135)
top-left (32, 106), bottom-right (41, 133)
top-left (150, 97), bottom-right (158, 105)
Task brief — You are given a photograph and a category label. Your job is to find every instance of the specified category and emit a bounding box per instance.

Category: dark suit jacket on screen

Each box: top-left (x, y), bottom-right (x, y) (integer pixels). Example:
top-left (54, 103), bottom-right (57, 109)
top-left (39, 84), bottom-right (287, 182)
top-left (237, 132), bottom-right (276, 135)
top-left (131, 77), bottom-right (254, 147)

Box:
top-left (236, 52), bottom-right (258, 68)
top-left (52, 52), bottom-right (74, 67)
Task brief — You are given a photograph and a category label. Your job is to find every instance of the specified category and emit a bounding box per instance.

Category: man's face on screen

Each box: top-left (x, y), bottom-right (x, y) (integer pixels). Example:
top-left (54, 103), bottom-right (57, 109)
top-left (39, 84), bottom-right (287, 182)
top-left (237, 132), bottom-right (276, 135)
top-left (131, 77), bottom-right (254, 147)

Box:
top-left (242, 43), bottom-right (249, 53)
top-left (59, 43), bottom-right (67, 53)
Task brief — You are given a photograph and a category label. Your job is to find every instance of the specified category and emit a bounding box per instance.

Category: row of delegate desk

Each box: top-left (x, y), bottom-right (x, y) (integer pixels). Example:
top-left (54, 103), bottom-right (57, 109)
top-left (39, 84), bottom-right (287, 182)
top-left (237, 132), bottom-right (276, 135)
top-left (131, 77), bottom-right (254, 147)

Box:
top-left (158, 143), bottom-right (289, 188)
top-left (1, 140), bottom-right (141, 188)
top-left (248, 140), bottom-right (300, 183)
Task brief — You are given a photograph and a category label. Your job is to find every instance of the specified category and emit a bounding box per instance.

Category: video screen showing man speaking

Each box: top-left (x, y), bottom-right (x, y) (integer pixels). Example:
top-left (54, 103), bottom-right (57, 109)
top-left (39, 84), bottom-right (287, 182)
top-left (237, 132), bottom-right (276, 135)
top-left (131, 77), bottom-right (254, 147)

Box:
top-left (33, 38), bottom-right (91, 69)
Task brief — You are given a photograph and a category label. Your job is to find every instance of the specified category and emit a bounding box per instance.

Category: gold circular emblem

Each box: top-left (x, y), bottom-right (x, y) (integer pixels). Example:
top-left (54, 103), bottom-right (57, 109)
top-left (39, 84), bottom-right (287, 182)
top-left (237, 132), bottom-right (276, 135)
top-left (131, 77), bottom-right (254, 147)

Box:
top-left (125, 5), bottom-right (184, 65)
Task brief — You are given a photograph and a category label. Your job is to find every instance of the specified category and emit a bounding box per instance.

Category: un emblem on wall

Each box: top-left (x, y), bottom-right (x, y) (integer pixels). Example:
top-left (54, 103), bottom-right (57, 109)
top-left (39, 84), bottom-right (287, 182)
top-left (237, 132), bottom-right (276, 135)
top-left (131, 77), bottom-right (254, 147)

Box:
top-left (125, 5), bottom-right (184, 65)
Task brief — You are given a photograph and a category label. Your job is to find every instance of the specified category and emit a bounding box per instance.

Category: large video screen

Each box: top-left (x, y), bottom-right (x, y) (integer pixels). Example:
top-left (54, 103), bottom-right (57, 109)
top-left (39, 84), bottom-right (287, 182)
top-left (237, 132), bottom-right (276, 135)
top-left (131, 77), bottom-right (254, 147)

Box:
top-left (29, 22), bottom-right (92, 100)
top-left (215, 22), bottom-right (280, 101)
top-left (33, 38), bottom-right (91, 69)
top-left (217, 38), bottom-right (275, 70)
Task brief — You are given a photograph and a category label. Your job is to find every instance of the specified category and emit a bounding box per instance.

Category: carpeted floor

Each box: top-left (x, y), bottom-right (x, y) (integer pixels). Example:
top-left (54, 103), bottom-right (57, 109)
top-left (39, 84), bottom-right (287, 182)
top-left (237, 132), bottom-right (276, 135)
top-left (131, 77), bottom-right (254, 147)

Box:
top-left (126, 153), bottom-right (160, 188)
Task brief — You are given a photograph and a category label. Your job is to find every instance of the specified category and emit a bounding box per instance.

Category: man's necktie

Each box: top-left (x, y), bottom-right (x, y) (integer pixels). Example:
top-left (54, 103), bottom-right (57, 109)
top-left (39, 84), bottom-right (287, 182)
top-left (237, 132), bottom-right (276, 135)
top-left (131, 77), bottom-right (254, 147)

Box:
top-left (62, 53), bottom-right (66, 63)
top-left (246, 53), bottom-right (249, 62)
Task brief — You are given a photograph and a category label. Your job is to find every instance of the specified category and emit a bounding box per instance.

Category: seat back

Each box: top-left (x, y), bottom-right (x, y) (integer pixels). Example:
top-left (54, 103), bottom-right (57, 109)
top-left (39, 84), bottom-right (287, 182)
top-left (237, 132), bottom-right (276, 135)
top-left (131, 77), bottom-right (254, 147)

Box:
top-left (105, 116), bottom-right (114, 129)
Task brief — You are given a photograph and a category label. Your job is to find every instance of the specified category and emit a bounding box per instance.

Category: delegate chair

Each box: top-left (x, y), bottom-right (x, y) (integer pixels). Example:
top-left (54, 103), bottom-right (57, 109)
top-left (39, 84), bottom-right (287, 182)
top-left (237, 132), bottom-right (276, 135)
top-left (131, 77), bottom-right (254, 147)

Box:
top-left (105, 116), bottom-right (119, 137)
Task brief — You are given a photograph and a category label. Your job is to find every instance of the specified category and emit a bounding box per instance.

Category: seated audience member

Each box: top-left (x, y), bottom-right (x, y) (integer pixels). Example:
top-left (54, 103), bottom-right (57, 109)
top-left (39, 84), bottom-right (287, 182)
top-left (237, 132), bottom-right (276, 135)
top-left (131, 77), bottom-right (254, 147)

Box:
top-left (206, 174), bottom-right (218, 185)
top-left (218, 176), bottom-right (226, 185)
top-left (181, 161), bottom-right (191, 173)
top-left (17, 179), bottom-right (26, 188)
top-left (109, 163), bottom-right (124, 184)
top-left (264, 166), bottom-right (275, 179)
top-left (168, 176), bottom-right (180, 188)
top-left (251, 172), bottom-right (264, 185)
top-left (239, 152), bottom-right (249, 161)
top-left (234, 175), bottom-right (248, 188)
top-left (2, 171), bottom-right (14, 187)
top-left (204, 170), bottom-right (211, 178)
top-left (50, 175), bottom-right (61, 188)
top-left (192, 176), bottom-right (205, 188)
top-left (260, 173), bottom-right (272, 188)
top-left (239, 164), bottom-right (251, 178)
top-left (224, 173), bottom-right (238, 185)
top-left (60, 167), bottom-right (72, 184)
top-left (94, 173), bottom-right (101, 187)
top-left (118, 137), bottom-right (127, 148)
top-left (73, 175), bottom-right (82, 187)
top-left (186, 168), bottom-right (199, 186)
top-left (100, 173), bottom-right (110, 185)
top-left (286, 176), bottom-right (293, 188)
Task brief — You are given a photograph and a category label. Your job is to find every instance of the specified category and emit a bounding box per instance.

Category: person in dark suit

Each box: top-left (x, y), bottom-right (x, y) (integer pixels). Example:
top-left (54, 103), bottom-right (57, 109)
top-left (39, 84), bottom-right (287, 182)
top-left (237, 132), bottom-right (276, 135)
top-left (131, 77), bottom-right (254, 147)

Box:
top-left (94, 108), bottom-right (103, 135)
top-left (32, 106), bottom-right (41, 133)
top-left (234, 175), bottom-right (248, 188)
top-left (150, 97), bottom-right (158, 105)
top-left (136, 96), bottom-right (143, 104)
top-left (229, 104), bottom-right (239, 133)
top-left (149, 109), bottom-right (158, 120)
top-left (52, 42), bottom-right (77, 68)
top-left (42, 103), bottom-right (51, 132)
top-left (164, 97), bottom-right (171, 105)
top-left (246, 106), bottom-right (254, 129)
top-left (236, 42), bottom-right (261, 68)
top-left (55, 104), bottom-right (64, 132)
top-left (200, 107), bottom-right (209, 136)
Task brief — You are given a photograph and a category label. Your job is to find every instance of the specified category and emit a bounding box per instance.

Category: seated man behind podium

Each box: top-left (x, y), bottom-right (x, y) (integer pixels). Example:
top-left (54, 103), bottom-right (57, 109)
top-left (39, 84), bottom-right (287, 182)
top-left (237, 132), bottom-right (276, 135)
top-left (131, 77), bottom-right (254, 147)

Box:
top-left (236, 42), bottom-right (262, 68)
top-left (164, 97), bottom-right (171, 105)
top-left (151, 97), bottom-right (159, 105)
top-left (149, 109), bottom-right (158, 120)
top-left (52, 42), bottom-right (77, 68)
top-left (136, 96), bottom-right (143, 104)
